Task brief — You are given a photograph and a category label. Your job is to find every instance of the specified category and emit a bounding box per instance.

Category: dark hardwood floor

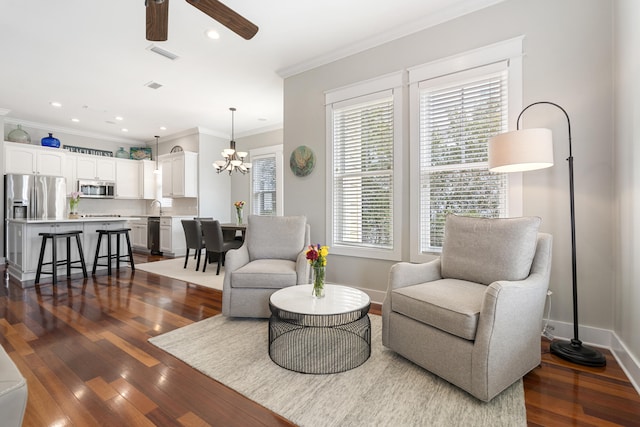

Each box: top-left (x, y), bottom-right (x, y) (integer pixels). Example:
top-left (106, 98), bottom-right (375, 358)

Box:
top-left (1, 253), bottom-right (639, 426)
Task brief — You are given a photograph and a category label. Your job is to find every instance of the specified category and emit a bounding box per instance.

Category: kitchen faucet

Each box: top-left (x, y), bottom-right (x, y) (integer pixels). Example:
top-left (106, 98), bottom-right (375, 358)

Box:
top-left (150, 199), bottom-right (163, 216)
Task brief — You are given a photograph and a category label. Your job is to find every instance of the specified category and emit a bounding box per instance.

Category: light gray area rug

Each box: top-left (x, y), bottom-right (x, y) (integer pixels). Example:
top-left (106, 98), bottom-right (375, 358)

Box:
top-left (136, 257), bottom-right (225, 290)
top-left (149, 315), bottom-right (526, 426)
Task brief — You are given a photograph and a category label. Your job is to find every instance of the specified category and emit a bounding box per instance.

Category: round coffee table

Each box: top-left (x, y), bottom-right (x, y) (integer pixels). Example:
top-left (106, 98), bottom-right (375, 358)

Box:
top-left (268, 284), bottom-right (371, 374)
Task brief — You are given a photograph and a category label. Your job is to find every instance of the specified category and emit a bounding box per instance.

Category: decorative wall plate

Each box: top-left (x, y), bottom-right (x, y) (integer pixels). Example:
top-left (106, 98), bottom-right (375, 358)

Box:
top-left (290, 145), bottom-right (316, 177)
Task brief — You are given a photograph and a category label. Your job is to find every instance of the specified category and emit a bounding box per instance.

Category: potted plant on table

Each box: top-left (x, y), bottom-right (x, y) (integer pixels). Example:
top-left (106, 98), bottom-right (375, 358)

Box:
top-left (69, 191), bottom-right (82, 219)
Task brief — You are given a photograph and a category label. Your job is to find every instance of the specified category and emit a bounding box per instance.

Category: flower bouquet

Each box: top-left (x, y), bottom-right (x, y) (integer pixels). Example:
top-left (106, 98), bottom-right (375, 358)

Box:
top-left (69, 191), bottom-right (82, 218)
top-left (306, 244), bottom-right (329, 298)
top-left (234, 200), bottom-right (245, 224)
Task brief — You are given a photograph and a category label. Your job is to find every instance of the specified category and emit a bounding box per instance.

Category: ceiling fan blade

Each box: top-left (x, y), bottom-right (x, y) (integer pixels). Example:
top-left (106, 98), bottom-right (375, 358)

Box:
top-left (146, 0), bottom-right (169, 41)
top-left (186, 0), bottom-right (258, 40)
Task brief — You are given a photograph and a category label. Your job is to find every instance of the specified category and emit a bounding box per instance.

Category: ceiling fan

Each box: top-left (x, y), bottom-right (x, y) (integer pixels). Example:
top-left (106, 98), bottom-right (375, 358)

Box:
top-left (146, 0), bottom-right (258, 42)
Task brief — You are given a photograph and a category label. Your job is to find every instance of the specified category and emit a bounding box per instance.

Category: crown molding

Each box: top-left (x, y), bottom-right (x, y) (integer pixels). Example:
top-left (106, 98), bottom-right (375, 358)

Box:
top-left (277, 0), bottom-right (506, 78)
top-left (236, 122), bottom-right (283, 139)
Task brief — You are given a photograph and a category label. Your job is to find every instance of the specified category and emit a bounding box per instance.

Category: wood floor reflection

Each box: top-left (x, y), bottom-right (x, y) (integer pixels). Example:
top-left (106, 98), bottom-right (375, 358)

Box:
top-left (1, 253), bottom-right (639, 426)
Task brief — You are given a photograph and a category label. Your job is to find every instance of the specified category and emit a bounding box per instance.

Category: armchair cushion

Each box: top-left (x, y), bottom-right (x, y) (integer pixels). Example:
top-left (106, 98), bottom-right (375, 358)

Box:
top-left (392, 279), bottom-right (487, 340)
top-left (231, 259), bottom-right (298, 289)
top-left (441, 214), bottom-right (541, 285)
top-left (247, 215), bottom-right (307, 261)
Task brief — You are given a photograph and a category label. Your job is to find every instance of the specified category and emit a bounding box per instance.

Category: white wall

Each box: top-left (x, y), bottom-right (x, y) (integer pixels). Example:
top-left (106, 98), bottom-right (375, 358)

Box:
top-left (614, 0), bottom-right (640, 378)
top-left (284, 0), bottom-right (615, 334)
top-left (198, 132), bottom-right (232, 221)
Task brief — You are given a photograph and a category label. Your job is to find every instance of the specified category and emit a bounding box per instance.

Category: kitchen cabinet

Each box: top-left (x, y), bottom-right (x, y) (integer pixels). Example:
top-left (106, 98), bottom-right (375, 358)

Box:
top-left (64, 154), bottom-right (78, 195)
top-left (160, 151), bottom-right (198, 198)
top-left (159, 216), bottom-right (189, 256)
top-left (8, 222), bottom-right (83, 276)
top-left (6, 218), bottom-right (136, 285)
top-left (115, 159), bottom-right (141, 198)
top-left (83, 221), bottom-right (129, 264)
top-left (140, 160), bottom-right (157, 199)
top-left (76, 156), bottom-right (116, 181)
top-left (4, 141), bottom-right (66, 176)
top-left (129, 219), bottom-right (148, 250)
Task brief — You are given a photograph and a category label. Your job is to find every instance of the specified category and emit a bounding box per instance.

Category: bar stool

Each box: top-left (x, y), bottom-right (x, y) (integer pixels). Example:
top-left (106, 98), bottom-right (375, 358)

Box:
top-left (35, 230), bottom-right (88, 285)
top-left (92, 228), bottom-right (135, 276)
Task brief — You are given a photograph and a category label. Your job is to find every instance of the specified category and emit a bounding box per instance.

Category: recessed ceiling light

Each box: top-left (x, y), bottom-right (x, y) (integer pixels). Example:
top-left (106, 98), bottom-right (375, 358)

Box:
top-left (121, 128), bottom-right (129, 132)
top-left (50, 101), bottom-right (62, 108)
top-left (71, 118), bottom-right (80, 122)
top-left (160, 126), bottom-right (167, 130)
top-left (205, 29), bottom-right (220, 40)
top-left (115, 116), bottom-right (124, 121)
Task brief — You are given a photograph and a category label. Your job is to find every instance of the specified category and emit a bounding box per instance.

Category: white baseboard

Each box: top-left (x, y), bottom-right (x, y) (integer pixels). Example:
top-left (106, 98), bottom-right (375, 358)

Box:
top-left (356, 287), bottom-right (386, 306)
top-left (546, 319), bottom-right (640, 395)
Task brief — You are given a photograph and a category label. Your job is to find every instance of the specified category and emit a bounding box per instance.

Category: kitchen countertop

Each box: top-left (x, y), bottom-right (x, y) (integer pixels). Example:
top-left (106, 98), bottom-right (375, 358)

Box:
top-left (7, 217), bottom-right (141, 224)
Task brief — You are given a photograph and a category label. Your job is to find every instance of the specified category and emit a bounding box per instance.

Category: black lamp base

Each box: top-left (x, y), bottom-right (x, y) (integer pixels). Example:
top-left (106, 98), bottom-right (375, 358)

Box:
top-left (550, 339), bottom-right (606, 367)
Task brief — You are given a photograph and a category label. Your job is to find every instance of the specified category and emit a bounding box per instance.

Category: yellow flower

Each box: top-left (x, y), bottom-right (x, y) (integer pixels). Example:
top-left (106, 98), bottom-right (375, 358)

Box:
top-left (319, 246), bottom-right (329, 257)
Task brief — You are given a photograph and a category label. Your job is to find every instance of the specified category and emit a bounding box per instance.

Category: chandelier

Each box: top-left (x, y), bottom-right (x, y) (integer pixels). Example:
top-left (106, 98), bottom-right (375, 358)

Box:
top-left (213, 107), bottom-right (252, 174)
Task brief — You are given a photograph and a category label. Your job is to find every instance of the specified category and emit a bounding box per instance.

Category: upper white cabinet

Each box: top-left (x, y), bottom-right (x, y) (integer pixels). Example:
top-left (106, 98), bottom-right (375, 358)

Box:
top-left (160, 151), bottom-right (198, 198)
top-left (115, 158), bottom-right (141, 198)
top-left (76, 156), bottom-right (116, 181)
top-left (4, 142), bottom-right (66, 176)
top-left (64, 154), bottom-right (78, 195)
top-left (140, 160), bottom-right (157, 199)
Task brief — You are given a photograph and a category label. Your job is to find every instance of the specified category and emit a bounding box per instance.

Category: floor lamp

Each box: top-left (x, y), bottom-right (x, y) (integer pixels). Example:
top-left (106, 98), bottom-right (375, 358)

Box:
top-left (488, 101), bottom-right (606, 367)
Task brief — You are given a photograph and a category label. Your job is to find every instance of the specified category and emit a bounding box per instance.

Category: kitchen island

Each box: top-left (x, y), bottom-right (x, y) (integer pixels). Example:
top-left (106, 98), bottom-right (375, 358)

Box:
top-left (6, 217), bottom-right (141, 287)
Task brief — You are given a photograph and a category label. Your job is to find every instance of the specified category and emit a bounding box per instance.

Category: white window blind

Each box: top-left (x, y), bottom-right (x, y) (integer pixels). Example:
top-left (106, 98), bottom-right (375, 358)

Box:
top-left (332, 94), bottom-right (394, 250)
top-left (419, 68), bottom-right (508, 251)
top-left (251, 154), bottom-right (277, 216)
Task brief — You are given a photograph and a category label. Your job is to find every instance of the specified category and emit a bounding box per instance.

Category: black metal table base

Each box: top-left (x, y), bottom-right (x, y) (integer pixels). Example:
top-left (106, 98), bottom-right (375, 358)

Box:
top-left (268, 304), bottom-right (371, 374)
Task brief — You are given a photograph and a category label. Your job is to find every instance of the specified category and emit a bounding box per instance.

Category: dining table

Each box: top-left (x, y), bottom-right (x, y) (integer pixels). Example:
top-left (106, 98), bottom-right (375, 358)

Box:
top-left (220, 223), bottom-right (247, 242)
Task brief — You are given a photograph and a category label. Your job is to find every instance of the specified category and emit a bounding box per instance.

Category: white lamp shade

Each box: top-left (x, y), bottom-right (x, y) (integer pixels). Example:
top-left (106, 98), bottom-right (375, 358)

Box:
top-left (488, 128), bottom-right (554, 173)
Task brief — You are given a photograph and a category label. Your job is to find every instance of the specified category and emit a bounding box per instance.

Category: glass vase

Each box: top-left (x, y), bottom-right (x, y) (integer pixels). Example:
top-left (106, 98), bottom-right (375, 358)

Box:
top-left (41, 133), bottom-right (60, 148)
top-left (311, 265), bottom-right (325, 298)
top-left (116, 147), bottom-right (129, 158)
top-left (236, 208), bottom-right (243, 225)
top-left (7, 124), bottom-right (31, 144)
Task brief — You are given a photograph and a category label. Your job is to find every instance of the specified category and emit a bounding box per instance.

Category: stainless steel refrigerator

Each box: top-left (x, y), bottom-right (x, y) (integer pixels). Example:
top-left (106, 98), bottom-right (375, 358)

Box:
top-left (5, 174), bottom-right (67, 220)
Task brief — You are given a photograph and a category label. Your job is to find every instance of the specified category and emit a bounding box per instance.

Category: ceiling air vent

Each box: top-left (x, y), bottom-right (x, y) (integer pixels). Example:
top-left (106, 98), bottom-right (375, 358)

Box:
top-left (145, 81), bottom-right (164, 90)
top-left (147, 44), bottom-right (179, 61)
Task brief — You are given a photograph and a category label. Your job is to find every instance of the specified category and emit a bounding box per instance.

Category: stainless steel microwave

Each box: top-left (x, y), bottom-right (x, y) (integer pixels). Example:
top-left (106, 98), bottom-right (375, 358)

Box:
top-left (77, 179), bottom-right (116, 198)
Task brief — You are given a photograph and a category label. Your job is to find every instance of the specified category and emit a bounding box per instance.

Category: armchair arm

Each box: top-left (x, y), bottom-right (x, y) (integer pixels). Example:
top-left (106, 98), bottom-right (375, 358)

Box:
top-left (295, 251), bottom-right (310, 285)
top-left (387, 258), bottom-right (442, 291)
top-left (222, 244), bottom-right (250, 316)
top-left (382, 258), bottom-right (442, 346)
top-left (471, 271), bottom-right (550, 400)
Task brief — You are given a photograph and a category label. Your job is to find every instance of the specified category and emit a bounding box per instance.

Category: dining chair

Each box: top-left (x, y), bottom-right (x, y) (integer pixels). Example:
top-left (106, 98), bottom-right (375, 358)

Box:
top-left (200, 220), bottom-right (243, 275)
top-left (181, 219), bottom-right (204, 271)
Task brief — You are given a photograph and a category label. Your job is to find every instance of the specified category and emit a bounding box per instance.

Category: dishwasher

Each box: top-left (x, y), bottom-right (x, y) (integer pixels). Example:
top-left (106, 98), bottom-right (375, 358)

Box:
top-left (147, 217), bottom-right (162, 254)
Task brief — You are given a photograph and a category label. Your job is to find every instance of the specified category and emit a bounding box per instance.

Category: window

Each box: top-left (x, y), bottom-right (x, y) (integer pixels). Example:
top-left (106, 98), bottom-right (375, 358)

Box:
top-left (326, 72), bottom-right (403, 260)
top-left (250, 145), bottom-right (283, 216)
top-left (409, 38), bottom-right (523, 261)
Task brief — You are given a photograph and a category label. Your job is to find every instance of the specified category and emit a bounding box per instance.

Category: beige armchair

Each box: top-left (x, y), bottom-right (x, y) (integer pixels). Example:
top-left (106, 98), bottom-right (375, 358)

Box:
top-left (222, 215), bottom-right (310, 318)
top-left (382, 214), bottom-right (552, 402)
